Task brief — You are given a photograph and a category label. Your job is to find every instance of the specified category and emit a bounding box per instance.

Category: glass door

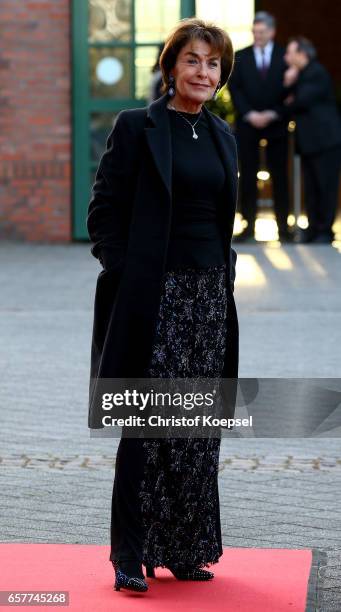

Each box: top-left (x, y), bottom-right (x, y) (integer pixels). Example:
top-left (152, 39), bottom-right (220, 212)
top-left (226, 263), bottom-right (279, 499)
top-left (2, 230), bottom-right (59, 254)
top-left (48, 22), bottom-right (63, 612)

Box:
top-left (72, 0), bottom-right (193, 239)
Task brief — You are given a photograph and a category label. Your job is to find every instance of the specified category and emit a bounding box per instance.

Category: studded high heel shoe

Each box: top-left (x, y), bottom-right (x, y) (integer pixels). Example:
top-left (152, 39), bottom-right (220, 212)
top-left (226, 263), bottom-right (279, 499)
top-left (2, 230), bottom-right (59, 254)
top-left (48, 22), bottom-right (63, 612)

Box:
top-left (145, 563), bottom-right (214, 581)
top-left (113, 560), bottom-right (148, 592)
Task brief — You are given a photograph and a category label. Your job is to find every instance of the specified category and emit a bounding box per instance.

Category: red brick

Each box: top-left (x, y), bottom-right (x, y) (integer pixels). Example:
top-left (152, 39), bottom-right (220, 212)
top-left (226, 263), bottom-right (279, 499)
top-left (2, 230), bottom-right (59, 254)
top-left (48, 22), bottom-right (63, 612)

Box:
top-left (0, 0), bottom-right (71, 242)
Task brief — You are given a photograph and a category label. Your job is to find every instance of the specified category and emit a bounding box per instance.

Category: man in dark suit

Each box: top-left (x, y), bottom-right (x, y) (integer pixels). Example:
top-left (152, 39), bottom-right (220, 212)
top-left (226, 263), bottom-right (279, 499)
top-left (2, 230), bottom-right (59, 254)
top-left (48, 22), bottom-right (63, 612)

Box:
top-left (284, 37), bottom-right (341, 243)
top-left (229, 12), bottom-right (292, 242)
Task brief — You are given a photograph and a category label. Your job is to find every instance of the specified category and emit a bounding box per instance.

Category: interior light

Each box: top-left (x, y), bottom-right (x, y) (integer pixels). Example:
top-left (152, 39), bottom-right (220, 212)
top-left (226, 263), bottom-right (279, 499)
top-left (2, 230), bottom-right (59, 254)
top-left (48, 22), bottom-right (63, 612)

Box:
top-left (257, 171), bottom-right (270, 181)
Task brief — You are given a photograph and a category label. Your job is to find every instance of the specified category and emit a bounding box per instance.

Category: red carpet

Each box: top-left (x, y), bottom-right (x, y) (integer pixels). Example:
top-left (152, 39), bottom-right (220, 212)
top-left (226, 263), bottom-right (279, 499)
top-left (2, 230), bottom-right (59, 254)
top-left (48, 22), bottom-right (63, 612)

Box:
top-left (0, 544), bottom-right (315, 611)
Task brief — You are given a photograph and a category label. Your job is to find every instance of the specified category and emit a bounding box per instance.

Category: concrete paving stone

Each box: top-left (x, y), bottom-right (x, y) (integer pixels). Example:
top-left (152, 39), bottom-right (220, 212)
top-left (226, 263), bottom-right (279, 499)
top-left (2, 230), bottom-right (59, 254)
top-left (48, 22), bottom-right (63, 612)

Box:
top-left (1, 242), bottom-right (341, 610)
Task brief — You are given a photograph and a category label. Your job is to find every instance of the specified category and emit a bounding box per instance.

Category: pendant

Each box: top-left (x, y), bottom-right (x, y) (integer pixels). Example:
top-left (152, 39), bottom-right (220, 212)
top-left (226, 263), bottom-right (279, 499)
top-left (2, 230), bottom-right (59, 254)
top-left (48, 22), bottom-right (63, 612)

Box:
top-left (192, 131), bottom-right (198, 140)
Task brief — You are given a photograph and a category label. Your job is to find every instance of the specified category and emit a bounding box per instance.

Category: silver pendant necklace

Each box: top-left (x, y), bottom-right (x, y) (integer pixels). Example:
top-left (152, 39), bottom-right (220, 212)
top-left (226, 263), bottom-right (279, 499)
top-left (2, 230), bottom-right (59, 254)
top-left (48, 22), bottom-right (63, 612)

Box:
top-left (167, 103), bottom-right (202, 140)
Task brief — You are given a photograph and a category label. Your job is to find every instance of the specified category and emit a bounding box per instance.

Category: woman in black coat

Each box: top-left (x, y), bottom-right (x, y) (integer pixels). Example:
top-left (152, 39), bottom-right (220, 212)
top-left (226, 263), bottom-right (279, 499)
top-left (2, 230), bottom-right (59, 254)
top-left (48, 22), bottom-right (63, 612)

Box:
top-left (87, 18), bottom-right (239, 594)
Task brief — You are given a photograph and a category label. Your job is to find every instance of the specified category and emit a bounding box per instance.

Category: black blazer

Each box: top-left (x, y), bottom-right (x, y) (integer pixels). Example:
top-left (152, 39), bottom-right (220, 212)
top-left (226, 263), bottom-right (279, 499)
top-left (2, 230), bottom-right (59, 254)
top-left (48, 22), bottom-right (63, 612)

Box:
top-left (284, 60), bottom-right (341, 155)
top-left (86, 93), bottom-right (239, 428)
top-left (229, 43), bottom-right (289, 137)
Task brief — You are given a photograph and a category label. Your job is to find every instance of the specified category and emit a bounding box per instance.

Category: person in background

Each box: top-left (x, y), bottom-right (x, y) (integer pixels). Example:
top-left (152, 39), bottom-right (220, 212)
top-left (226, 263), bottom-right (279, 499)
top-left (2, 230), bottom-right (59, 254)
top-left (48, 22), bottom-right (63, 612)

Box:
top-left (284, 37), bottom-right (341, 244)
top-left (148, 43), bottom-right (165, 103)
top-left (229, 11), bottom-right (292, 242)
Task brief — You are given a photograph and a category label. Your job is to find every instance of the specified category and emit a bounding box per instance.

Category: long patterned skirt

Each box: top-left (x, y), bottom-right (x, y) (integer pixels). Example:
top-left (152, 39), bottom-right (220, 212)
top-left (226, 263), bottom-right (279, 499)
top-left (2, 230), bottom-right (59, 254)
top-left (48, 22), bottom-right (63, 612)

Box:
top-left (110, 263), bottom-right (228, 569)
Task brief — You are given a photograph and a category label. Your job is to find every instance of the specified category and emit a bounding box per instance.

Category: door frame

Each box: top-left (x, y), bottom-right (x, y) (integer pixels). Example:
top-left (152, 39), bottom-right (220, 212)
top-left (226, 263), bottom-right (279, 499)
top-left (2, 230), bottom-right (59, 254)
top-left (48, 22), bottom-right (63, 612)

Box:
top-left (71, 0), bottom-right (196, 239)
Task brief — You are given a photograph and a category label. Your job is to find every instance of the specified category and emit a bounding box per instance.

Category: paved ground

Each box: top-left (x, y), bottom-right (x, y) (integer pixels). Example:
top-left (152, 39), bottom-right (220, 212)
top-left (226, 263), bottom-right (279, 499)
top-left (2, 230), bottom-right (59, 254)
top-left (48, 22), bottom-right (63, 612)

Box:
top-left (0, 240), bottom-right (341, 610)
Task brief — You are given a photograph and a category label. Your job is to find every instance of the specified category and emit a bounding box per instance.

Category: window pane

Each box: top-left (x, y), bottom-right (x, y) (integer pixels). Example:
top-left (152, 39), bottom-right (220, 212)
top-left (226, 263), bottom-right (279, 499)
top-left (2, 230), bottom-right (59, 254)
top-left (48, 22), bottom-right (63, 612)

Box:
top-left (135, 0), bottom-right (181, 43)
top-left (88, 0), bottom-right (132, 43)
top-left (196, 0), bottom-right (254, 50)
top-left (89, 47), bottom-right (132, 98)
top-left (90, 112), bottom-right (118, 163)
top-left (135, 46), bottom-right (161, 100)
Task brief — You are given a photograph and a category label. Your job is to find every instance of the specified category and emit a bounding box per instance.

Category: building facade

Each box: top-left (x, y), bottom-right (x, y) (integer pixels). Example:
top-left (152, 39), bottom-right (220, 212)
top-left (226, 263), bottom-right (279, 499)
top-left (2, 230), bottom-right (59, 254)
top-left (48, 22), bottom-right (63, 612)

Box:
top-left (0, 1), bottom-right (339, 242)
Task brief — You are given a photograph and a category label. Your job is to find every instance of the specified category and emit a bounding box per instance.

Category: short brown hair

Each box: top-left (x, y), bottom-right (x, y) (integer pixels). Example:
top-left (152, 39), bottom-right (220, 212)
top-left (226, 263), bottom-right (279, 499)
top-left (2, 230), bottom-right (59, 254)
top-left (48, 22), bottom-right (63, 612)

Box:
top-left (159, 18), bottom-right (234, 94)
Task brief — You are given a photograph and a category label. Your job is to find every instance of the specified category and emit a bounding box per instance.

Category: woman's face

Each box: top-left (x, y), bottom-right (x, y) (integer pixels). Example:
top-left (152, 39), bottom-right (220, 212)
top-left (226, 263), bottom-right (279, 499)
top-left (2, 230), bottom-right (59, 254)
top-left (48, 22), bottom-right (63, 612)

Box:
top-left (171, 39), bottom-right (222, 105)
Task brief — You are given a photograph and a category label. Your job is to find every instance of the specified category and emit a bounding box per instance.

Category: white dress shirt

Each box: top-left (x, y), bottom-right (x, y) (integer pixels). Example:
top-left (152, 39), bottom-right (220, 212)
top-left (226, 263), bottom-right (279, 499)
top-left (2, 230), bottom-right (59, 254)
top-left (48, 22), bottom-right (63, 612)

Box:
top-left (253, 40), bottom-right (274, 70)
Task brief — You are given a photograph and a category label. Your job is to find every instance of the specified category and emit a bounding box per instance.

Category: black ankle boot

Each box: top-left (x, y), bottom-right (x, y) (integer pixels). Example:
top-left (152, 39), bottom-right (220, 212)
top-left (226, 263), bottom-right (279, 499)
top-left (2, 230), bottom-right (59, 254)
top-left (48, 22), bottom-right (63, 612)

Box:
top-left (112, 560), bottom-right (148, 592)
top-left (119, 559), bottom-right (145, 579)
top-left (145, 563), bottom-right (214, 581)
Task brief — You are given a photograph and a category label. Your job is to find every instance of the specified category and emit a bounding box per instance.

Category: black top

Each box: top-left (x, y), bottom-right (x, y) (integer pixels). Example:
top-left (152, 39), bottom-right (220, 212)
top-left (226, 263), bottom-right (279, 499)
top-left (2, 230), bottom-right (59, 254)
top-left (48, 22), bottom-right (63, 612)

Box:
top-left (165, 107), bottom-right (226, 271)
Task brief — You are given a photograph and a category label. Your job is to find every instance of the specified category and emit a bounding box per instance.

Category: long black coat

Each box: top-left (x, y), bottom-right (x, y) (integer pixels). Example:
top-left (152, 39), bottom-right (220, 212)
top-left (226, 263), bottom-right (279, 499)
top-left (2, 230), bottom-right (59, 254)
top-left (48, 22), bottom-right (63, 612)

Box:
top-left (229, 43), bottom-right (288, 138)
top-left (284, 60), bottom-right (341, 155)
top-left (87, 93), bottom-right (239, 428)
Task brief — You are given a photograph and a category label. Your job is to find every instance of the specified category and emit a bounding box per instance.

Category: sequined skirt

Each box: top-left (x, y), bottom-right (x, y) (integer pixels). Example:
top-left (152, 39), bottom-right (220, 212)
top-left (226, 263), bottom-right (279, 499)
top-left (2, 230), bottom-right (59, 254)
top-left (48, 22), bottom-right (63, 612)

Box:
top-left (140, 263), bottom-right (228, 568)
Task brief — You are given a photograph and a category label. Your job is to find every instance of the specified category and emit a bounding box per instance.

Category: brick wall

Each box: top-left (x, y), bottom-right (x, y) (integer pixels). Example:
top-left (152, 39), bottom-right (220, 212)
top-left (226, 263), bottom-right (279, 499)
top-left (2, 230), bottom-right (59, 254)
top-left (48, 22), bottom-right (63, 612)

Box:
top-left (0, 0), bottom-right (71, 241)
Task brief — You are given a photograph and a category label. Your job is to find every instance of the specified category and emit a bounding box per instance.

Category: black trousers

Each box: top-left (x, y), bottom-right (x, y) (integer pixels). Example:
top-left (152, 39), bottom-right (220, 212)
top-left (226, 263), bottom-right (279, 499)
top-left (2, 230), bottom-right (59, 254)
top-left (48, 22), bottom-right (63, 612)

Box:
top-left (301, 145), bottom-right (341, 235)
top-left (236, 123), bottom-right (290, 233)
top-left (110, 437), bottom-right (145, 564)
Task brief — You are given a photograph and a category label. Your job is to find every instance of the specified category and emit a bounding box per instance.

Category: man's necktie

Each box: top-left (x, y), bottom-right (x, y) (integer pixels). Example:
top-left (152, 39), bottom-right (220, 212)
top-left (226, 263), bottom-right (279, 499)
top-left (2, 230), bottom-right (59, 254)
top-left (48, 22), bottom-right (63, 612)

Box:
top-left (260, 49), bottom-right (268, 78)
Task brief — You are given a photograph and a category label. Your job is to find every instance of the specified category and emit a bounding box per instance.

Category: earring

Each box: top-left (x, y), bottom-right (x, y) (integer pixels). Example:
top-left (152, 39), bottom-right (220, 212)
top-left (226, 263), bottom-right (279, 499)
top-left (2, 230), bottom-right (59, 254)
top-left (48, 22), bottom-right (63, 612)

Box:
top-left (213, 82), bottom-right (221, 100)
top-left (168, 75), bottom-right (175, 97)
